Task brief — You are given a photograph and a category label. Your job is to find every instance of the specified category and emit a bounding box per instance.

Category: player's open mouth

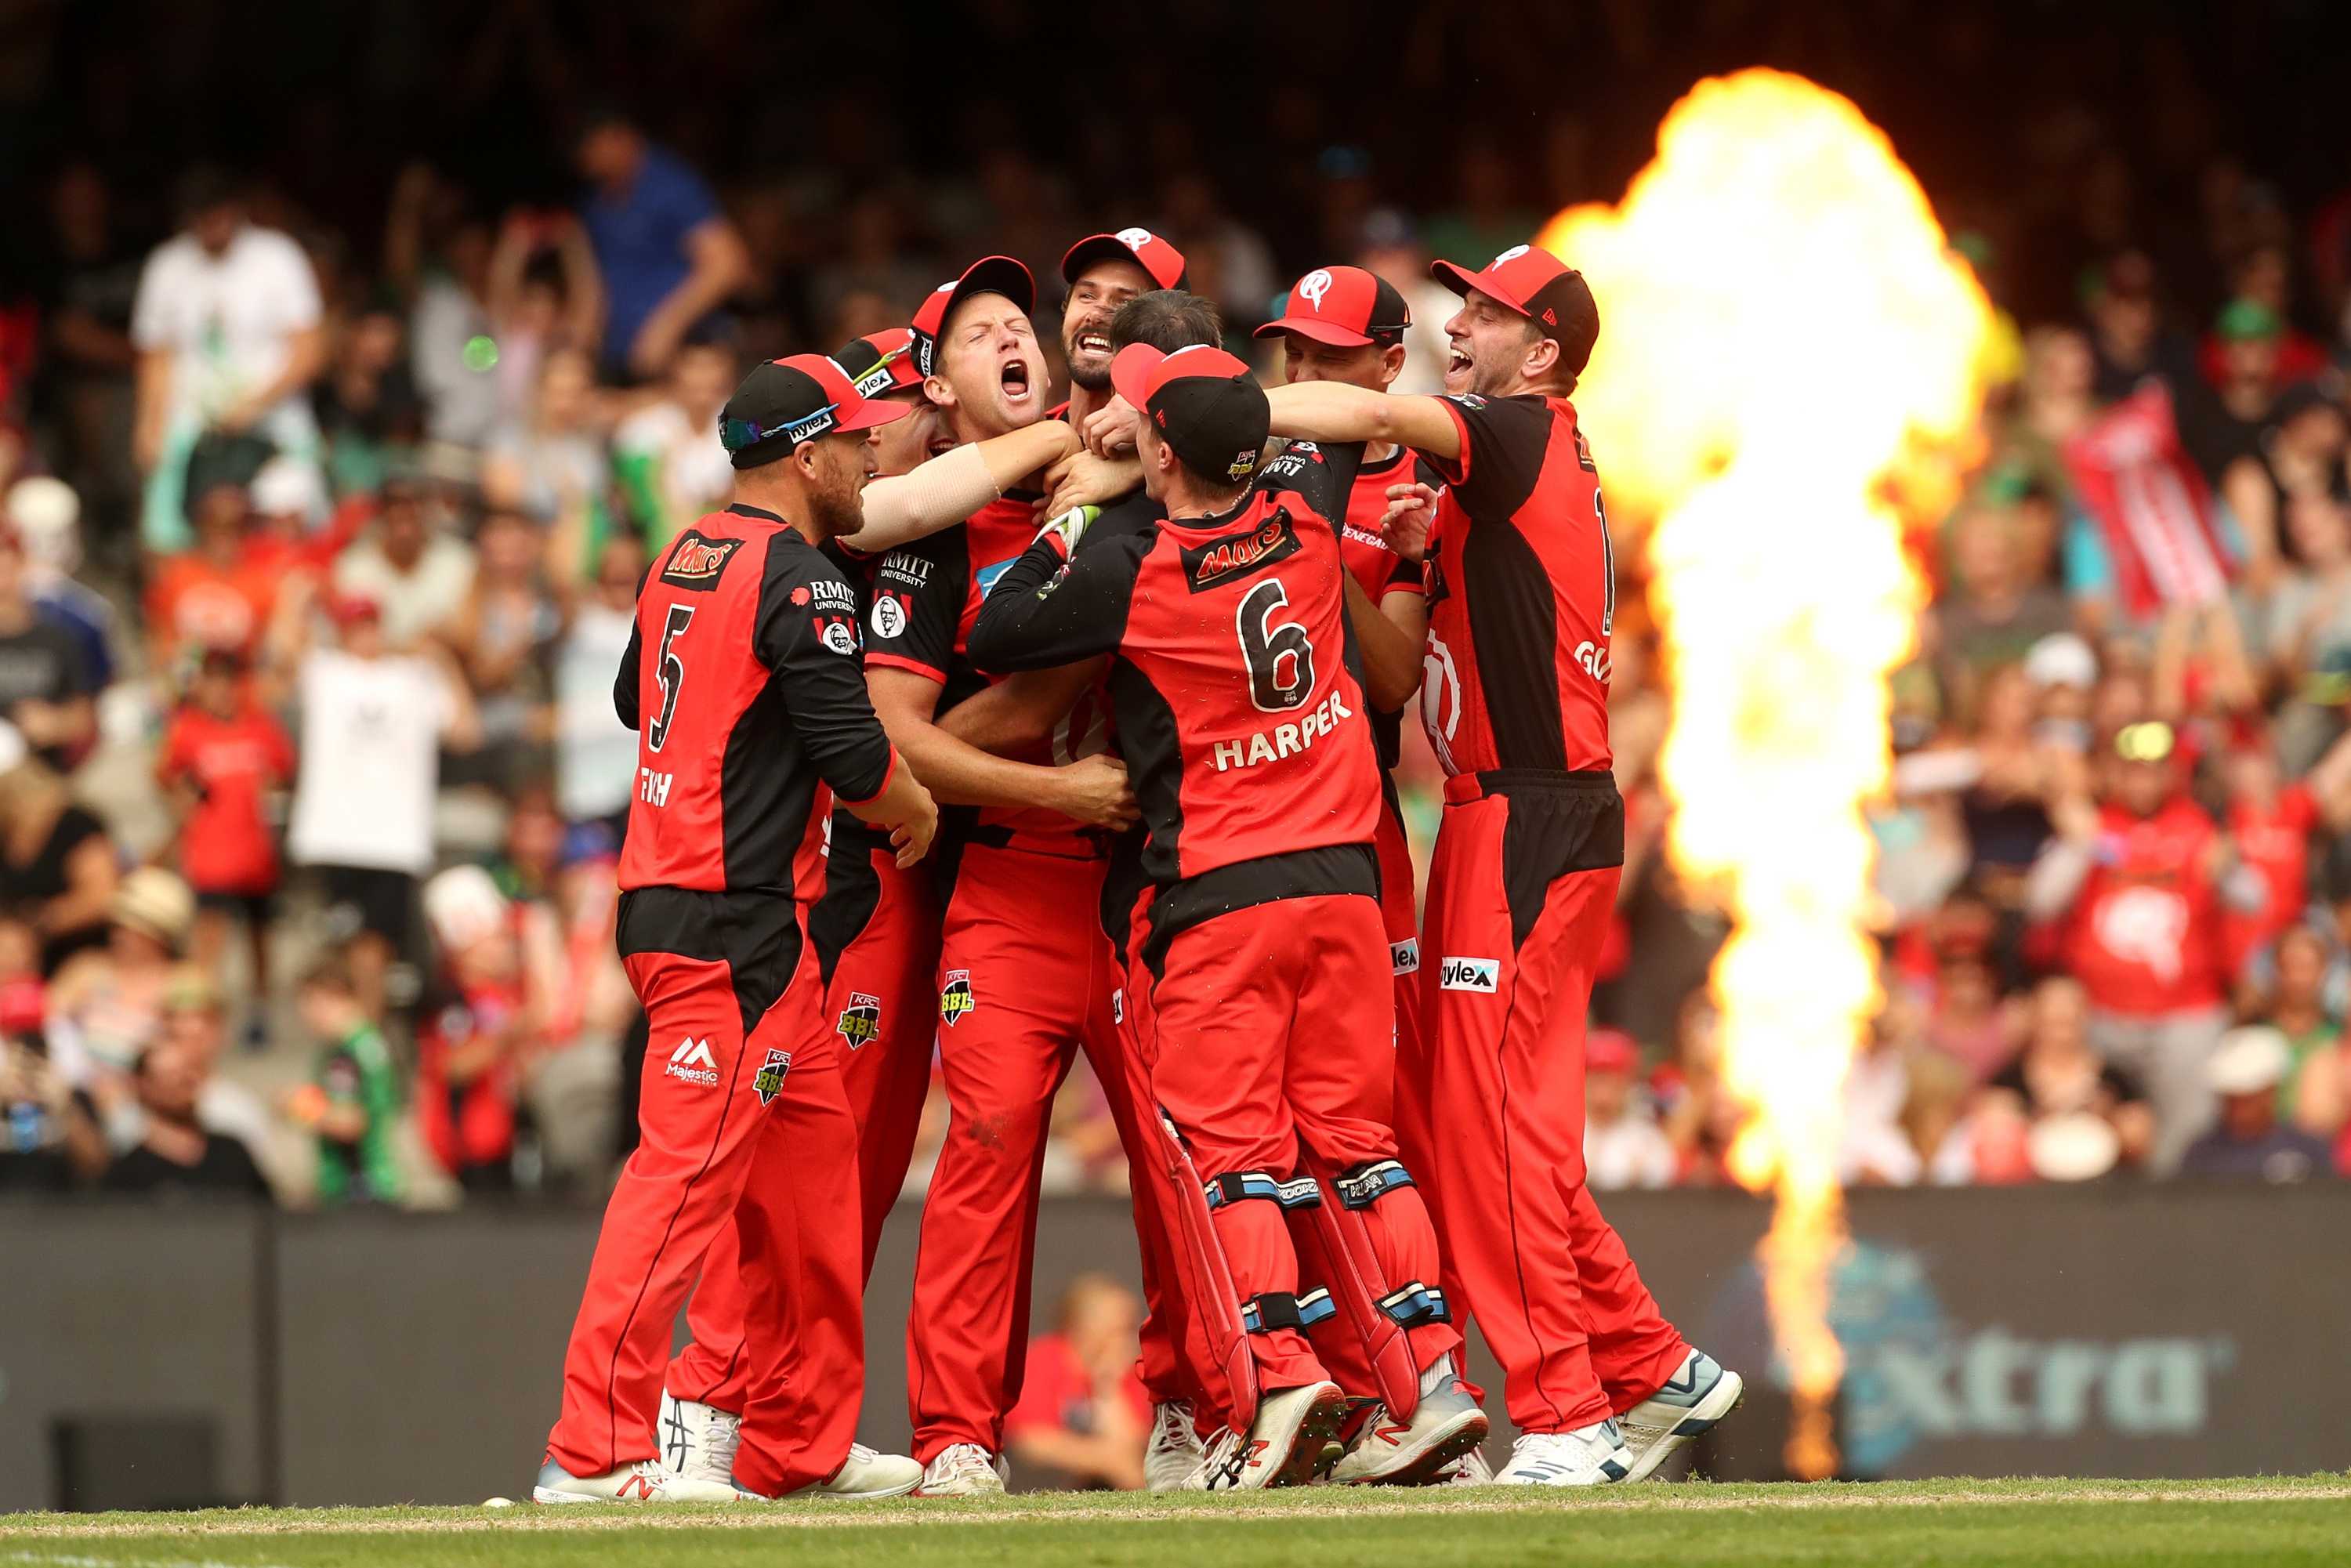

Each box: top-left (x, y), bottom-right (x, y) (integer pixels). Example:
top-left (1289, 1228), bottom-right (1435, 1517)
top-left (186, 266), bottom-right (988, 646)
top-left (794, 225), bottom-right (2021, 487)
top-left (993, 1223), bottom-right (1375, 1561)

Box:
top-left (1001, 358), bottom-right (1033, 396)
top-left (1447, 346), bottom-right (1473, 378)
top-left (1074, 331), bottom-right (1111, 358)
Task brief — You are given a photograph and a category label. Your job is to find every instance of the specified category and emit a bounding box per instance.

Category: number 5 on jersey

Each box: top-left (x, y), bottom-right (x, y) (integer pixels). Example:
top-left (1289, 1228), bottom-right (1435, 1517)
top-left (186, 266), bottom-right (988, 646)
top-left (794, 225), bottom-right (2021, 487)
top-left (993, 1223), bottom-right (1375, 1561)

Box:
top-left (648, 603), bottom-right (694, 751)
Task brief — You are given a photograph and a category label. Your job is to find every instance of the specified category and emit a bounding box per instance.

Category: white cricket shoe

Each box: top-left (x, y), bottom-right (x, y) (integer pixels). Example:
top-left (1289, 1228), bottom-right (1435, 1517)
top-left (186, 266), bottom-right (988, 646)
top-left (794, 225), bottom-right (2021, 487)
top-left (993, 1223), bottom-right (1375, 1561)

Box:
top-left (1435, 1447), bottom-right (1496, 1486)
top-left (532, 1458), bottom-right (737, 1505)
top-left (1145, 1400), bottom-right (1204, 1493)
top-left (1184, 1381), bottom-right (1348, 1492)
top-left (1495, 1420), bottom-right (1632, 1486)
top-left (796, 1444), bottom-right (923, 1499)
top-left (1327, 1372), bottom-right (1490, 1487)
top-left (915, 1443), bottom-right (1008, 1497)
top-left (658, 1394), bottom-right (741, 1487)
top-left (1616, 1349), bottom-right (1744, 1482)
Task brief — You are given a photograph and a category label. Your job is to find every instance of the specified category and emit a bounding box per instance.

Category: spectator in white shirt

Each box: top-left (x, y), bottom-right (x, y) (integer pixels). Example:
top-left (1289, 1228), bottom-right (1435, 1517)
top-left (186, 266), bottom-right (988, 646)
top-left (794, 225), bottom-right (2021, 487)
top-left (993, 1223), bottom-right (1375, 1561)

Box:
top-left (1584, 1029), bottom-right (1677, 1190)
top-left (330, 476), bottom-right (477, 650)
top-left (130, 168), bottom-right (326, 555)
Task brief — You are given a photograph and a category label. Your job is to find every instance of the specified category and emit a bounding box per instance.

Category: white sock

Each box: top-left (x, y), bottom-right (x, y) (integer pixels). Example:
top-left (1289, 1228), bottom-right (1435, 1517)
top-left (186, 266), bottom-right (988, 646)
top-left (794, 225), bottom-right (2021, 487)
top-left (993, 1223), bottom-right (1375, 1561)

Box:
top-left (1418, 1358), bottom-right (1453, 1400)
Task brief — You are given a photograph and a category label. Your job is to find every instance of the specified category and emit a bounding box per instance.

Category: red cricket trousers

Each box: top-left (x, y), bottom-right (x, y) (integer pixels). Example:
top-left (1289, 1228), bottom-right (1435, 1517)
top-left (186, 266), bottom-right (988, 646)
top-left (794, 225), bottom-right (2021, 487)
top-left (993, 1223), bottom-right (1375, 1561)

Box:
top-left (1422, 770), bottom-right (1687, 1433)
top-left (1150, 893), bottom-right (1458, 1396)
top-left (665, 826), bottom-right (940, 1435)
top-left (546, 893), bottom-right (857, 1496)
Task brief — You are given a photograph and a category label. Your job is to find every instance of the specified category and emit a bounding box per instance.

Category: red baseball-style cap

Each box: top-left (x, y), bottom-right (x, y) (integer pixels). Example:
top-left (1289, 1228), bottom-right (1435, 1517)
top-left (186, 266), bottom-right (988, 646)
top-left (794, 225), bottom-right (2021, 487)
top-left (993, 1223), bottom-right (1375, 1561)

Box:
top-left (909, 255), bottom-right (1037, 379)
top-left (829, 327), bottom-right (922, 400)
top-left (1111, 342), bottom-right (1270, 487)
top-left (1430, 243), bottom-right (1599, 376)
top-left (1061, 226), bottom-right (1188, 291)
top-left (719, 352), bottom-right (911, 469)
top-left (1585, 1028), bottom-right (1639, 1074)
top-left (1253, 264), bottom-right (1412, 348)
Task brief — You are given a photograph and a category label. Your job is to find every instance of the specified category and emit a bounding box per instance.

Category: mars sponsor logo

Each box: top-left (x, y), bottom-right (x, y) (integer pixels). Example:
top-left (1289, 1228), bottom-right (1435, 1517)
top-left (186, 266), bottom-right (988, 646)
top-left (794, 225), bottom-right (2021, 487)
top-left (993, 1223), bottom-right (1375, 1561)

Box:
top-left (659, 531), bottom-right (743, 590)
top-left (1181, 512), bottom-right (1301, 591)
top-left (1438, 956), bottom-right (1498, 992)
top-left (752, 1048), bottom-right (792, 1105)
top-left (1209, 686), bottom-right (1354, 773)
top-left (836, 992), bottom-right (882, 1049)
top-left (940, 969), bottom-right (976, 1026)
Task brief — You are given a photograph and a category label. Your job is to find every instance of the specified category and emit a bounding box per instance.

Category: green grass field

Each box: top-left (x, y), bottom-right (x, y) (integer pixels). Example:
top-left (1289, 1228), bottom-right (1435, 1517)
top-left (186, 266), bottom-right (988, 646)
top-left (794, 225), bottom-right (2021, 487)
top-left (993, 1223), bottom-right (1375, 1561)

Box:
top-left (5, 1477), bottom-right (2349, 1568)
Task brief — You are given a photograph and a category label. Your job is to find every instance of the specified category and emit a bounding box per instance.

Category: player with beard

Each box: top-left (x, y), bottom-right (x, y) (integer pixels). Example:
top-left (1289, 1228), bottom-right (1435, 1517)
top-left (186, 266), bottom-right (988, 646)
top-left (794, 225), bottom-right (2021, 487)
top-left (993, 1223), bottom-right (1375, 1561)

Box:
top-left (537, 356), bottom-right (936, 1505)
top-left (865, 257), bottom-right (1197, 1497)
top-left (1252, 244), bottom-right (1744, 1486)
top-left (653, 330), bottom-right (1091, 1497)
top-left (1056, 228), bottom-right (1188, 429)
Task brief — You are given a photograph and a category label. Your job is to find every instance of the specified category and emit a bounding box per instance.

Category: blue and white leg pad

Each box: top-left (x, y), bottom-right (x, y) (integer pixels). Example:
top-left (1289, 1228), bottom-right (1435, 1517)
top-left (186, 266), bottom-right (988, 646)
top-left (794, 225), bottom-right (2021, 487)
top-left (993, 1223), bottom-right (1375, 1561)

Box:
top-left (1378, 1280), bottom-right (1451, 1327)
top-left (1206, 1170), bottom-right (1323, 1211)
top-left (1333, 1160), bottom-right (1415, 1208)
top-left (1242, 1287), bottom-right (1338, 1334)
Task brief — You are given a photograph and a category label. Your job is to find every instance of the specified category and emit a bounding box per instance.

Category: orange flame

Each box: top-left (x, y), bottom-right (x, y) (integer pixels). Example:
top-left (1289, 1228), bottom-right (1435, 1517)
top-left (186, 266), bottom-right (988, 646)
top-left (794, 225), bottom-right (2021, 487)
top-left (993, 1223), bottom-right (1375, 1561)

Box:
top-left (1538, 69), bottom-right (1991, 1479)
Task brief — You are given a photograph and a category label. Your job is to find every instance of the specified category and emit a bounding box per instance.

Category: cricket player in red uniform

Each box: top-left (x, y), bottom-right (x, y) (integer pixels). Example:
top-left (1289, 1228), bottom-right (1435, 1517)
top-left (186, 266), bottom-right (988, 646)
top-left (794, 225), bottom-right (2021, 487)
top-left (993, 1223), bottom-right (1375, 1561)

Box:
top-left (860, 255), bottom-right (1192, 1497)
top-left (536, 354), bottom-right (937, 1505)
top-left (1262, 244), bottom-right (1744, 1486)
top-left (969, 342), bottom-right (1486, 1491)
top-left (1251, 264), bottom-right (1505, 1483)
top-left (656, 331), bottom-right (1091, 1493)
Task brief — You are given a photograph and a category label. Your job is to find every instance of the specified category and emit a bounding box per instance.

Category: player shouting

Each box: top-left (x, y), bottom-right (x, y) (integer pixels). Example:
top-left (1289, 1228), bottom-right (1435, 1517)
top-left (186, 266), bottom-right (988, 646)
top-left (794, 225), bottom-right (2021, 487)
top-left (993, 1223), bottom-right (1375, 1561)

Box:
top-left (1259, 244), bottom-right (1744, 1486)
top-left (969, 342), bottom-right (1484, 1491)
top-left (536, 355), bottom-right (936, 1505)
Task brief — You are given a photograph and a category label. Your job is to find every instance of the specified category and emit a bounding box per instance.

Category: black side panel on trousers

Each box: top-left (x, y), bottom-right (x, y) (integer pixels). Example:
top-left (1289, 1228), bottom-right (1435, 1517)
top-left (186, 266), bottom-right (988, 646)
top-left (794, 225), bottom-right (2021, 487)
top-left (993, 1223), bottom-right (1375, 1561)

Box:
top-left (807, 810), bottom-right (881, 986)
top-left (1143, 842), bottom-right (1379, 976)
top-left (1490, 770), bottom-right (1625, 951)
top-left (617, 885), bottom-right (804, 1034)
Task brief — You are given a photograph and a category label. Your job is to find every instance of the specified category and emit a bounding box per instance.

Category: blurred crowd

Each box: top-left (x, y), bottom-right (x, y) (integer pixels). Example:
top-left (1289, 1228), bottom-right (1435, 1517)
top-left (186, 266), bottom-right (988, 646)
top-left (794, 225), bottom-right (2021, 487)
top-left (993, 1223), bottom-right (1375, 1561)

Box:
top-left (4, 3), bottom-right (2351, 1208)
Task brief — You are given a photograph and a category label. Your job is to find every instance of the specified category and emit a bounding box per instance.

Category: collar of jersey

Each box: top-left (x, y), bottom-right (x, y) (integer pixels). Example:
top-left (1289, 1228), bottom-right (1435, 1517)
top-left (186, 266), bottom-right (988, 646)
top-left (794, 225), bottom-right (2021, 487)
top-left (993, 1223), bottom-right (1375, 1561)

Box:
top-left (1161, 494), bottom-right (1262, 534)
top-left (726, 502), bottom-right (787, 526)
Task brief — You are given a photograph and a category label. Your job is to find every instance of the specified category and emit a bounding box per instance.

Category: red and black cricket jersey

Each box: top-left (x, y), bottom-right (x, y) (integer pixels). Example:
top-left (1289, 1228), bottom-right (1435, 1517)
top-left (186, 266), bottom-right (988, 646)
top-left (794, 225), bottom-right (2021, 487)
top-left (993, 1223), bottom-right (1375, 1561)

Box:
top-left (860, 490), bottom-right (1107, 859)
top-left (1339, 445), bottom-right (1441, 772)
top-left (614, 503), bottom-right (897, 899)
top-left (967, 446), bottom-right (1380, 965)
top-left (1419, 392), bottom-right (1615, 777)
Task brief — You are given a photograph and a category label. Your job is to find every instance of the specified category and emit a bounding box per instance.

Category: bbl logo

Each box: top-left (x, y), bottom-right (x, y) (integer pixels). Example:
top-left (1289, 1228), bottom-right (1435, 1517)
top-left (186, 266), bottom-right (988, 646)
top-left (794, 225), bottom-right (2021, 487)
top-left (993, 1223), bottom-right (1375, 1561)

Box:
top-left (752, 1048), bottom-right (792, 1105)
top-left (836, 992), bottom-right (882, 1049)
top-left (940, 969), bottom-right (976, 1027)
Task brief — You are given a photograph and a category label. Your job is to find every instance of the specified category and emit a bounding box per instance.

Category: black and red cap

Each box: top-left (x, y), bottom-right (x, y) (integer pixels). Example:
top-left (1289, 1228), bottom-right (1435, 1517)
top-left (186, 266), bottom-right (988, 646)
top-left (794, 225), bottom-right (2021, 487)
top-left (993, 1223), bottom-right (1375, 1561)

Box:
top-left (1110, 342), bottom-right (1269, 487)
top-left (1430, 243), bottom-right (1599, 376)
top-left (1252, 264), bottom-right (1411, 348)
top-left (1060, 226), bottom-right (1188, 292)
top-left (908, 255), bottom-right (1036, 379)
top-left (719, 353), bottom-right (910, 469)
top-left (830, 327), bottom-right (923, 400)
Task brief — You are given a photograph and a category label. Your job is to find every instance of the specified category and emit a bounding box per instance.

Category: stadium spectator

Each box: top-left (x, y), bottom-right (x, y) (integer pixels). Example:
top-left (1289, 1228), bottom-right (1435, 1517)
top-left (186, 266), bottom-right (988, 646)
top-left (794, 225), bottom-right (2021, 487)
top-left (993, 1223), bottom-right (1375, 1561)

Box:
top-left (0, 929), bottom-right (103, 1193)
top-left (145, 477), bottom-right (282, 667)
top-left (1981, 975), bottom-right (2154, 1178)
top-left (328, 476), bottom-right (476, 651)
top-left (34, 163), bottom-right (143, 536)
top-left (284, 958), bottom-right (404, 1206)
top-left (45, 868), bottom-right (195, 1099)
top-left (415, 866), bottom-right (529, 1194)
top-left (5, 477), bottom-right (116, 690)
top-left (573, 110), bottom-right (751, 382)
top-left (99, 1035), bottom-right (272, 1200)
top-left (158, 646), bottom-right (295, 1003)
top-left (549, 531), bottom-right (642, 836)
top-left (129, 168), bottom-right (326, 556)
top-left (0, 741), bottom-right (117, 976)
top-left (284, 591), bottom-right (480, 1019)
top-left (481, 346), bottom-right (610, 576)
top-left (1583, 1029), bottom-right (1675, 1190)
top-left (2178, 1026), bottom-right (2338, 1182)
top-left (1004, 1273), bottom-right (1149, 1491)
top-left (610, 337), bottom-right (734, 548)
top-left (152, 965), bottom-right (274, 1164)
top-left (443, 506), bottom-right (558, 793)
top-left (0, 521), bottom-right (97, 770)
top-left (314, 299), bottom-right (425, 496)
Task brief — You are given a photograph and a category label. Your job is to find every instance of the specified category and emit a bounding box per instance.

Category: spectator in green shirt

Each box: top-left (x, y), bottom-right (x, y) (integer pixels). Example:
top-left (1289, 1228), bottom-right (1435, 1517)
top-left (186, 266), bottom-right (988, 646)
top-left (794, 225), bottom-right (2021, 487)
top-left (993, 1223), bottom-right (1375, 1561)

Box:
top-left (284, 957), bottom-right (404, 1204)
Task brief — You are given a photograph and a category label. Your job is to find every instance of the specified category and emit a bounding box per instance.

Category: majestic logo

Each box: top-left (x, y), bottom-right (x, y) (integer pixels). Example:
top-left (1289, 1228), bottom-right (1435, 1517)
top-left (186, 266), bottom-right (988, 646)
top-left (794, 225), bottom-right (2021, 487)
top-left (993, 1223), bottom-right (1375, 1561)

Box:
top-left (817, 616), bottom-right (860, 656)
top-left (1180, 512), bottom-right (1301, 592)
top-left (940, 969), bottom-right (976, 1026)
top-left (1439, 957), bottom-right (1499, 993)
top-left (1115, 226), bottom-right (1156, 248)
top-left (1390, 939), bottom-right (1421, 976)
top-left (752, 1048), bottom-right (792, 1105)
top-left (836, 992), bottom-right (882, 1049)
top-left (659, 531), bottom-right (743, 591)
top-left (871, 593), bottom-right (907, 639)
top-left (1297, 269), bottom-right (1334, 310)
top-left (665, 1037), bottom-right (719, 1088)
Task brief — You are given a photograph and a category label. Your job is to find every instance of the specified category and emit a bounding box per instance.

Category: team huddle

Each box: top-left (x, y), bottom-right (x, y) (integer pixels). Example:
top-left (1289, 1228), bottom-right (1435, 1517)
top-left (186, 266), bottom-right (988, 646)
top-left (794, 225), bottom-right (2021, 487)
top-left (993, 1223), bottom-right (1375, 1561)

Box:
top-left (529, 227), bottom-right (1745, 1502)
